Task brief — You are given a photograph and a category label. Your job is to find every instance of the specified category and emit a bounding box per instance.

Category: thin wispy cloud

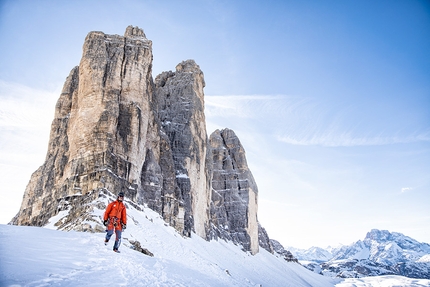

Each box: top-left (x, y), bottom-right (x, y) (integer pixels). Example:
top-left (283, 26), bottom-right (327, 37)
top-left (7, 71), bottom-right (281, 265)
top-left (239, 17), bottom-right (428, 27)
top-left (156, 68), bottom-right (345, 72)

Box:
top-left (277, 132), bottom-right (430, 147)
top-left (205, 94), bottom-right (430, 147)
top-left (0, 81), bottom-right (58, 167)
top-left (0, 80), bottom-right (59, 128)
top-left (0, 81), bottom-right (60, 224)
top-left (401, 187), bottom-right (413, 193)
top-left (205, 95), bottom-right (286, 119)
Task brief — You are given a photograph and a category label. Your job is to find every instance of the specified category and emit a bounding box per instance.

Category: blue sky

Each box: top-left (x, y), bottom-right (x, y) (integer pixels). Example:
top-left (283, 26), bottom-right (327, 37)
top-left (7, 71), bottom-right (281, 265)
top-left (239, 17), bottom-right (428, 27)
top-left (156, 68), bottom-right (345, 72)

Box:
top-left (0, 0), bottom-right (429, 248)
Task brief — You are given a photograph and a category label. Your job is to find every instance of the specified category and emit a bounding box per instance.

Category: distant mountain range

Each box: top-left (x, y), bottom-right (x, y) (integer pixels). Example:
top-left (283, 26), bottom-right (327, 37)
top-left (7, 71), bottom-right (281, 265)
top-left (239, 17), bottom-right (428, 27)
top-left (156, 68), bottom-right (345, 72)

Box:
top-left (289, 229), bottom-right (430, 279)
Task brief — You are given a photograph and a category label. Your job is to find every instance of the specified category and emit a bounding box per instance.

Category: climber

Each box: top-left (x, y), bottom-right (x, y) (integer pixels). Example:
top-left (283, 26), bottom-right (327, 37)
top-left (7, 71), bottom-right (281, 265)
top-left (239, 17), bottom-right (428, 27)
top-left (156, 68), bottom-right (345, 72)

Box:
top-left (103, 191), bottom-right (127, 253)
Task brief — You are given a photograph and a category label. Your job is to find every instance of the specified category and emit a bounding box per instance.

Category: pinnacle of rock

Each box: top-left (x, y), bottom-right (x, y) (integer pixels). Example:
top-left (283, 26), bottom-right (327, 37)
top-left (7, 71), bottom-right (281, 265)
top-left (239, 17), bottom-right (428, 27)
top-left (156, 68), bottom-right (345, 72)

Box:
top-left (209, 128), bottom-right (259, 254)
top-left (176, 59), bottom-right (199, 72)
top-left (124, 25), bottom-right (146, 38)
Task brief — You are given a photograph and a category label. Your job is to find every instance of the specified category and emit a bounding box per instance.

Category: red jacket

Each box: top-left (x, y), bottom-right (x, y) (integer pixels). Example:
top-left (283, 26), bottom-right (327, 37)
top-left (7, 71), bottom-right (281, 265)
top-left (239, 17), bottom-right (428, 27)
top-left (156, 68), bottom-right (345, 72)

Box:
top-left (104, 200), bottom-right (127, 225)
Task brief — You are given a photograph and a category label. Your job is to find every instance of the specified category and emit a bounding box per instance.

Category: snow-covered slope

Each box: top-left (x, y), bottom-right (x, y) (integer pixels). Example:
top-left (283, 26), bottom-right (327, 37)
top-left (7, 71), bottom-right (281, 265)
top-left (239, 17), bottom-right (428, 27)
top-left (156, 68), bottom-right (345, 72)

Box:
top-left (2, 224), bottom-right (429, 287)
top-left (1, 198), bottom-right (336, 287)
top-left (3, 194), bottom-right (429, 286)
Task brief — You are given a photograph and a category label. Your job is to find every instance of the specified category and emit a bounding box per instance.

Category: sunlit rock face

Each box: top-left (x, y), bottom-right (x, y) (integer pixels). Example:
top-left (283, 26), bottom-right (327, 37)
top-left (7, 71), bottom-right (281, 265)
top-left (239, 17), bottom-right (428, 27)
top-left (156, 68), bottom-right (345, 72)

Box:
top-left (11, 26), bottom-right (290, 257)
top-left (12, 26), bottom-right (157, 228)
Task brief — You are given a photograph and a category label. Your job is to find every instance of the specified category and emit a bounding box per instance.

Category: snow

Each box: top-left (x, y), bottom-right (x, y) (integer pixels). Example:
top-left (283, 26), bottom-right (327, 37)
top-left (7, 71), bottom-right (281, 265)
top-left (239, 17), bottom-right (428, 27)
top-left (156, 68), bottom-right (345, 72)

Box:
top-left (351, 245), bottom-right (370, 260)
top-left (1, 202), bottom-right (429, 286)
top-left (335, 275), bottom-right (430, 287)
top-left (418, 255), bottom-right (430, 263)
top-left (0, 202), bottom-right (337, 287)
top-left (44, 209), bottom-right (70, 229)
top-left (176, 173), bottom-right (189, 179)
top-left (289, 246), bottom-right (334, 263)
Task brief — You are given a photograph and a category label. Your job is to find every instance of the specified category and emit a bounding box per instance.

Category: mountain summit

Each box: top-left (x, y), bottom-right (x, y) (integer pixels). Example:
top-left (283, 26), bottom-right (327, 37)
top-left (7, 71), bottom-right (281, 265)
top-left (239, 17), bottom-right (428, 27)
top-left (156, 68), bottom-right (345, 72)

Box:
top-left (294, 229), bottom-right (430, 279)
top-left (10, 26), bottom-right (291, 258)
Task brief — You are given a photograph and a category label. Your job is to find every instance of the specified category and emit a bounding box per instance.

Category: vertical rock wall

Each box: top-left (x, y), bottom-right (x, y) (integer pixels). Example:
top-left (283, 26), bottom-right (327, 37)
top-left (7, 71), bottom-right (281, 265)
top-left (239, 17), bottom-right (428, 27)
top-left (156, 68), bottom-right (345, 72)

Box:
top-left (209, 129), bottom-right (259, 254)
top-left (65, 26), bottom-right (155, 199)
top-left (12, 26), bottom-right (157, 226)
top-left (154, 60), bottom-right (210, 238)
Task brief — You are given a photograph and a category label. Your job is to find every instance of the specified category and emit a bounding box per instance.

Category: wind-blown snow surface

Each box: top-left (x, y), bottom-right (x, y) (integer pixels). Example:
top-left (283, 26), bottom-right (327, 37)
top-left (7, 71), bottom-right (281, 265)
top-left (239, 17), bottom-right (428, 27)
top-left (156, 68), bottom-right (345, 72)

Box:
top-left (1, 204), bottom-right (429, 287)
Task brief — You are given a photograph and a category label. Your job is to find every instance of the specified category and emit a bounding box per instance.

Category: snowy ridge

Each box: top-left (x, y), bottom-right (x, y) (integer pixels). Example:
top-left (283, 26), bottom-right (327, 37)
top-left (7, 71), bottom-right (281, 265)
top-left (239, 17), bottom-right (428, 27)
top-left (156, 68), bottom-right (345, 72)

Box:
top-left (295, 229), bottom-right (430, 280)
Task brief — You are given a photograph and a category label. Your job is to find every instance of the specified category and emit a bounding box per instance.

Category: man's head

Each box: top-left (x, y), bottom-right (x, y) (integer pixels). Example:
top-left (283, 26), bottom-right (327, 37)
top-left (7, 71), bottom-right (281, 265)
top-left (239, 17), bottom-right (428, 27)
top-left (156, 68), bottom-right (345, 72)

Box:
top-left (117, 192), bottom-right (124, 202)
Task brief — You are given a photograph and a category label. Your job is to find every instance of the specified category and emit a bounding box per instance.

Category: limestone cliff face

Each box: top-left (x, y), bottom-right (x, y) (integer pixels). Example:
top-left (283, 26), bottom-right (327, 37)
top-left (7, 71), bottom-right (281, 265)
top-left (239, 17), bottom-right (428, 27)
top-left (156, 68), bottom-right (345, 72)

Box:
top-left (67, 25), bottom-right (155, 192)
top-left (208, 128), bottom-right (259, 254)
top-left (11, 26), bottom-right (293, 257)
top-left (12, 26), bottom-right (157, 227)
top-left (154, 60), bottom-right (210, 238)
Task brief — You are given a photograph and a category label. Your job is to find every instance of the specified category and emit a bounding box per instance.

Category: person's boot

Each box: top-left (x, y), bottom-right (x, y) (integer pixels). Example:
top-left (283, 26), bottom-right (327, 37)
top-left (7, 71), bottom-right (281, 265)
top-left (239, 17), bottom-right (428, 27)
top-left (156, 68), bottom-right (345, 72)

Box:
top-left (104, 239), bottom-right (108, 246)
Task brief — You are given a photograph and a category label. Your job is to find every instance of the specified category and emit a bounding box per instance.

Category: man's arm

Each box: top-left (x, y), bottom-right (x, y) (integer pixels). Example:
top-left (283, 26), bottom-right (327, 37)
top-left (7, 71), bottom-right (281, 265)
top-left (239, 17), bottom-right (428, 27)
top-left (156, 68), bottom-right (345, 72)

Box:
top-left (104, 202), bottom-right (112, 221)
top-left (122, 205), bottom-right (127, 225)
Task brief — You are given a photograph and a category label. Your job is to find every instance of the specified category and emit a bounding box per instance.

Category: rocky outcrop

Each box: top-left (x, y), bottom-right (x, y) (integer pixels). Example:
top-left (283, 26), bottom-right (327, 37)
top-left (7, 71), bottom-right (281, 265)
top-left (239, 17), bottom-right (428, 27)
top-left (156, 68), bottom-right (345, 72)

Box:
top-left (11, 26), bottom-right (286, 257)
top-left (271, 239), bottom-right (299, 262)
top-left (258, 224), bottom-right (274, 253)
top-left (128, 239), bottom-right (154, 257)
top-left (208, 128), bottom-right (259, 254)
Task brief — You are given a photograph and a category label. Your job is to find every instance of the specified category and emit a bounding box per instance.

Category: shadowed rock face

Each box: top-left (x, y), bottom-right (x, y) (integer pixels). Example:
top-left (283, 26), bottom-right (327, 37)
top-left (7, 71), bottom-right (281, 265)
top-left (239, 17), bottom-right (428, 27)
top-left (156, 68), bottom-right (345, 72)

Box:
top-left (154, 60), bottom-right (210, 238)
top-left (270, 239), bottom-right (299, 263)
top-left (208, 128), bottom-right (259, 254)
top-left (10, 26), bottom-right (295, 257)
